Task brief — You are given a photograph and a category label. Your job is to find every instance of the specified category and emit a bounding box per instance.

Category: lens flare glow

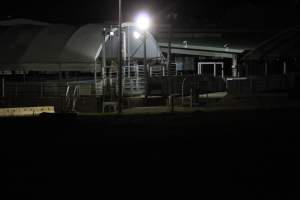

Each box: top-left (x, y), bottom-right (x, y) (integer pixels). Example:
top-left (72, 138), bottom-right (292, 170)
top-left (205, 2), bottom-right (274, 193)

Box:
top-left (135, 12), bottom-right (151, 31)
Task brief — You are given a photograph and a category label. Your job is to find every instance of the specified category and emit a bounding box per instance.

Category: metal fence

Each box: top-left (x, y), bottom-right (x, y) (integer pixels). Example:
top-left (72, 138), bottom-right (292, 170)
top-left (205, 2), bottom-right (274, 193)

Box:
top-left (0, 80), bottom-right (97, 97)
top-left (226, 75), bottom-right (294, 95)
top-left (149, 76), bottom-right (225, 97)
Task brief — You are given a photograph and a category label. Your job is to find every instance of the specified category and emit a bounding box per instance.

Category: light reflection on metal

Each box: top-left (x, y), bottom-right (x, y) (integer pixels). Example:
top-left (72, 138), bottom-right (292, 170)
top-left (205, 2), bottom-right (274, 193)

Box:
top-left (133, 31), bottom-right (141, 39)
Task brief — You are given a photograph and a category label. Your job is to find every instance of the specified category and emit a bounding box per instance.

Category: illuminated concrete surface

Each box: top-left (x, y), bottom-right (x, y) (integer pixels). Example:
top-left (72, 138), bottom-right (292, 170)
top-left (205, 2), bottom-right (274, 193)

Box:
top-left (0, 106), bottom-right (54, 117)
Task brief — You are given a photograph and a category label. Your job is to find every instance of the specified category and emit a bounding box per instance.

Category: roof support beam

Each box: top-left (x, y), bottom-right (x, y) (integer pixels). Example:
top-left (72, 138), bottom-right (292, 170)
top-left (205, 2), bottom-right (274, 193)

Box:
top-left (161, 48), bottom-right (235, 58)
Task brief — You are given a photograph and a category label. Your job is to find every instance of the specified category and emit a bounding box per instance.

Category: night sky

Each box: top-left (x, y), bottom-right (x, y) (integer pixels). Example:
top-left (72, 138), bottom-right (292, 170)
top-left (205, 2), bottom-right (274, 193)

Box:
top-left (1, 0), bottom-right (299, 28)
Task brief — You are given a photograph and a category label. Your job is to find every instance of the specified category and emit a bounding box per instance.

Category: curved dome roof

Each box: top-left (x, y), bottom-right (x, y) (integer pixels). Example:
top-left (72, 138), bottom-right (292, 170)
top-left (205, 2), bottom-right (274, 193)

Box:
top-left (0, 20), bottom-right (161, 72)
top-left (21, 25), bottom-right (78, 63)
top-left (0, 25), bottom-right (44, 65)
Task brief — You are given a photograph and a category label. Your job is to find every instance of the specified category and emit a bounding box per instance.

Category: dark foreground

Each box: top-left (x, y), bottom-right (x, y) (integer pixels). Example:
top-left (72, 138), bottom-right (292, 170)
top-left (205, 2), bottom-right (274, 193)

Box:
top-left (2, 107), bottom-right (300, 199)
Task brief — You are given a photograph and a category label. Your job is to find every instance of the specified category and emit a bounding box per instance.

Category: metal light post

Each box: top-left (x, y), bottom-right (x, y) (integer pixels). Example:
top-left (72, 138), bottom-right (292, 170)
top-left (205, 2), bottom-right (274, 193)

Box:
top-left (118, 0), bottom-right (123, 114)
top-left (102, 28), bottom-right (107, 72)
top-left (143, 31), bottom-right (148, 98)
top-left (135, 12), bottom-right (151, 99)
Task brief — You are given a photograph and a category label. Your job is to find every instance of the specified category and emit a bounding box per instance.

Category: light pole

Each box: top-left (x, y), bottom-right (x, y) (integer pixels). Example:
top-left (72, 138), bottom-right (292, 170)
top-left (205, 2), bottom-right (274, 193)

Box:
top-left (143, 31), bottom-right (148, 98)
top-left (135, 12), bottom-right (151, 98)
top-left (118, 0), bottom-right (123, 114)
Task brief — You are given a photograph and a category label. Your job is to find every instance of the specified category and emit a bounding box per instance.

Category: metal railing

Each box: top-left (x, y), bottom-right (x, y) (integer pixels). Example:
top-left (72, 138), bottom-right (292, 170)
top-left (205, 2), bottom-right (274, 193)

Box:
top-left (122, 65), bottom-right (145, 96)
top-left (0, 80), bottom-right (96, 98)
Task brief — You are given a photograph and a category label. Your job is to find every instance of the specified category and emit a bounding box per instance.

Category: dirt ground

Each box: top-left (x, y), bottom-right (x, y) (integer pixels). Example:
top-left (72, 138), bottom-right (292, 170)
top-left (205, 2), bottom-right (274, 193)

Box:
top-left (2, 107), bottom-right (300, 199)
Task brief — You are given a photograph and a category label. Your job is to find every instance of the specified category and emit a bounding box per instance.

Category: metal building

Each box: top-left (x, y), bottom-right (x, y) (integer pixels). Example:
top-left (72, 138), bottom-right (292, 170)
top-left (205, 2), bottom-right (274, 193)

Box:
top-left (0, 19), bottom-right (161, 74)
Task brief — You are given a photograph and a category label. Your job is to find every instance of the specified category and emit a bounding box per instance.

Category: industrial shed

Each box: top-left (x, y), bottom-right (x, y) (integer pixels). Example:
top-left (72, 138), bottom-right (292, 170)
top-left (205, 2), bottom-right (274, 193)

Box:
top-left (240, 26), bottom-right (300, 77)
top-left (226, 26), bottom-right (300, 95)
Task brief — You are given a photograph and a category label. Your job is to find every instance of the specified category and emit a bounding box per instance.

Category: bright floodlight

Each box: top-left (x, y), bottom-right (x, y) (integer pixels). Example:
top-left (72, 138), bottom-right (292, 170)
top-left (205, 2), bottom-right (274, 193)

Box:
top-left (133, 31), bottom-right (141, 39)
top-left (135, 12), bottom-right (151, 30)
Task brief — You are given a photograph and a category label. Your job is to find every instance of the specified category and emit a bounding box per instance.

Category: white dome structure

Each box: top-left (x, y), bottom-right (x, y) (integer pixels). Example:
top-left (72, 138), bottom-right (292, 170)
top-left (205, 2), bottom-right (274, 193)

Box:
top-left (0, 19), bottom-right (162, 73)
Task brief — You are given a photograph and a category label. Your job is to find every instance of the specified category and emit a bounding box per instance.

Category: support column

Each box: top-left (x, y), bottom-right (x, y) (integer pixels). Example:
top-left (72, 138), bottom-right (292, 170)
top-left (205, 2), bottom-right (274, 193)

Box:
top-left (123, 29), bottom-right (127, 63)
top-left (102, 29), bottom-right (106, 73)
top-left (232, 54), bottom-right (238, 77)
top-left (94, 61), bottom-right (97, 95)
top-left (167, 24), bottom-right (172, 75)
top-left (221, 64), bottom-right (224, 79)
top-left (283, 61), bottom-right (287, 75)
top-left (127, 27), bottom-right (130, 66)
top-left (198, 63), bottom-right (202, 75)
top-left (213, 63), bottom-right (217, 77)
top-left (265, 61), bottom-right (268, 76)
